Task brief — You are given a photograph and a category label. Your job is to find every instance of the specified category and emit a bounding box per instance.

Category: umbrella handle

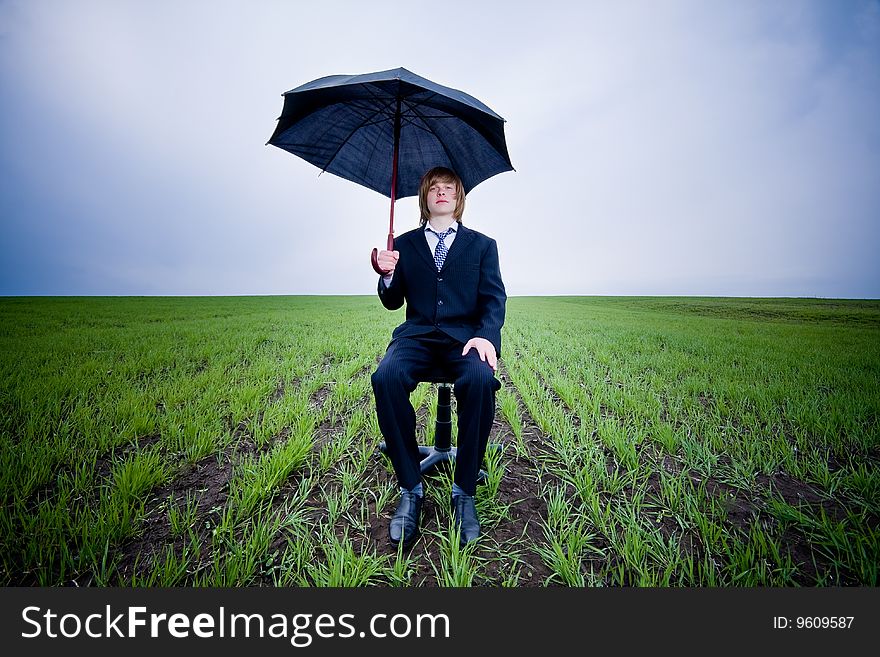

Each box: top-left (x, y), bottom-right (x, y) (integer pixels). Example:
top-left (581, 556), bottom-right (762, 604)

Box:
top-left (371, 248), bottom-right (389, 276)
top-left (370, 233), bottom-right (395, 276)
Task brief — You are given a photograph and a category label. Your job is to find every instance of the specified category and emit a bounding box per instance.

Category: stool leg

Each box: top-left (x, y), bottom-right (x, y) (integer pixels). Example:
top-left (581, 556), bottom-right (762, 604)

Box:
top-left (418, 383), bottom-right (455, 475)
top-left (433, 383), bottom-right (453, 452)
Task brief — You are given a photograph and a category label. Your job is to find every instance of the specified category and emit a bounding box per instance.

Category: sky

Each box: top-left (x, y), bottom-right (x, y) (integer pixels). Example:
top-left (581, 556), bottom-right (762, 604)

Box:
top-left (1, 0), bottom-right (878, 298)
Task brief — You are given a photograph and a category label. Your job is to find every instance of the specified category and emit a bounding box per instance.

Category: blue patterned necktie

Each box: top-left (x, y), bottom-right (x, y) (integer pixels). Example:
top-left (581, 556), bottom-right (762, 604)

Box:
top-left (428, 228), bottom-right (454, 271)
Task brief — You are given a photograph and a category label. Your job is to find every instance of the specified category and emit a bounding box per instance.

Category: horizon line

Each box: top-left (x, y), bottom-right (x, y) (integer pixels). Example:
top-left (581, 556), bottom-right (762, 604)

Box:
top-left (1, 293), bottom-right (878, 301)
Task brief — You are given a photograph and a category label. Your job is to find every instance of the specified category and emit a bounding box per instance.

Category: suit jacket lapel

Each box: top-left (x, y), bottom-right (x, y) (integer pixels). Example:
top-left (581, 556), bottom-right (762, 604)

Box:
top-left (440, 224), bottom-right (474, 271)
top-left (411, 229), bottom-right (436, 270)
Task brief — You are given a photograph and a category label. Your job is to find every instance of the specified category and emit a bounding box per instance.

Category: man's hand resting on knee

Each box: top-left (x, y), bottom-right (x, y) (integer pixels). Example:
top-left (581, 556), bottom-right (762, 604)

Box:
top-left (462, 337), bottom-right (497, 372)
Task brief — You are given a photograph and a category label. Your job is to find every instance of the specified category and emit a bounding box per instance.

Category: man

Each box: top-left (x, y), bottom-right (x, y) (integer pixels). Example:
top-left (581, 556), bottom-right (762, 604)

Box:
top-left (371, 166), bottom-right (506, 548)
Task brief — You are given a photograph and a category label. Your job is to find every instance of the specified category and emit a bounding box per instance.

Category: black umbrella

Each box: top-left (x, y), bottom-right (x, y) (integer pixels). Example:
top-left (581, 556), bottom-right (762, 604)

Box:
top-left (267, 67), bottom-right (514, 274)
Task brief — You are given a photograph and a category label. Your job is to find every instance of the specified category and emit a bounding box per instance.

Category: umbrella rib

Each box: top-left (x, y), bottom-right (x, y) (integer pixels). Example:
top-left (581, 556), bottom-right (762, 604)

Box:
top-left (399, 95), bottom-right (439, 118)
top-left (332, 95), bottom-right (397, 127)
top-left (350, 83), bottom-right (408, 192)
top-left (396, 97), bottom-right (451, 136)
top-left (399, 91), bottom-right (441, 114)
top-left (297, 100), bottom-right (380, 162)
top-left (347, 99), bottom-right (398, 120)
top-left (358, 110), bottom-right (395, 185)
top-left (349, 95), bottom-right (400, 184)
top-left (351, 83), bottom-right (409, 123)
top-left (399, 97), bottom-right (463, 134)
top-left (332, 95), bottom-right (452, 139)
top-left (398, 113), bottom-right (454, 135)
top-left (319, 97), bottom-right (397, 173)
top-left (401, 102), bottom-right (463, 174)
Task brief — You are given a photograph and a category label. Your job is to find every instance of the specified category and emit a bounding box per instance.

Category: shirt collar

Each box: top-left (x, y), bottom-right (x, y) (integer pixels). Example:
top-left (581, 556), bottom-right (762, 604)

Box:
top-left (425, 222), bottom-right (458, 235)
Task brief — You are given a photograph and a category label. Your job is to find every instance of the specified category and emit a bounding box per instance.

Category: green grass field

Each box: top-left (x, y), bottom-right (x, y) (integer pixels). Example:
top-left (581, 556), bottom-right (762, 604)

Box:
top-left (1, 295), bottom-right (877, 586)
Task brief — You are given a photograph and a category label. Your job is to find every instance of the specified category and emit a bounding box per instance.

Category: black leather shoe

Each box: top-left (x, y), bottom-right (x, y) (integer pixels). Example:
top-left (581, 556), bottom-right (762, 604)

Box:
top-left (389, 491), bottom-right (422, 548)
top-left (452, 494), bottom-right (480, 546)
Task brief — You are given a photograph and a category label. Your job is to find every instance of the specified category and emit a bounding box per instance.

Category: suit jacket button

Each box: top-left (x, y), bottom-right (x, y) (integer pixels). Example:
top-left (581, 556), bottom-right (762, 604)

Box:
top-left (438, 300), bottom-right (443, 305)
top-left (438, 277), bottom-right (443, 282)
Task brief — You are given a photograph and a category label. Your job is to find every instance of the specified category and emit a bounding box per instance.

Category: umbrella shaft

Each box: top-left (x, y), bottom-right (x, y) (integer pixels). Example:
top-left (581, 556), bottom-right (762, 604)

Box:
top-left (388, 95), bottom-right (402, 244)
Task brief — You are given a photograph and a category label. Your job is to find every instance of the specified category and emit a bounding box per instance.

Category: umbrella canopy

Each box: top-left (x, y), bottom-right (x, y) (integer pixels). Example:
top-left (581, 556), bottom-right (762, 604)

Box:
top-left (267, 67), bottom-right (514, 199)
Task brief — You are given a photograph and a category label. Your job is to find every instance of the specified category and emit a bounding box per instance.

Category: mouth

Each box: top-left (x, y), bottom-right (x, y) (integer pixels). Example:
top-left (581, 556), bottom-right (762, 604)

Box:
top-left (437, 200), bottom-right (448, 203)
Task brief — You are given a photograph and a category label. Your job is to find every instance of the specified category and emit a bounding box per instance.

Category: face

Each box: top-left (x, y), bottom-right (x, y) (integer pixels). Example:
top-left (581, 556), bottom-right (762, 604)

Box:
top-left (426, 178), bottom-right (458, 217)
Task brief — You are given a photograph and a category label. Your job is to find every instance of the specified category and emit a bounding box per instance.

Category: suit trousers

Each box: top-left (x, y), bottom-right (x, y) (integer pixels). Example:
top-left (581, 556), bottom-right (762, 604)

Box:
top-left (371, 330), bottom-right (500, 497)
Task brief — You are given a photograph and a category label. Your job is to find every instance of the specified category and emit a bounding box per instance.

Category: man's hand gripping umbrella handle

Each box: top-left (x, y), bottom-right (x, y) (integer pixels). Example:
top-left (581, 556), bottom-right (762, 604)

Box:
top-left (371, 233), bottom-right (395, 275)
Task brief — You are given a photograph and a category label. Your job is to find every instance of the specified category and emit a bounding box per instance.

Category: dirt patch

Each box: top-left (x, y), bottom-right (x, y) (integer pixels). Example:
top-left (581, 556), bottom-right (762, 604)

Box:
top-left (22, 432), bottom-right (165, 519)
top-left (111, 413), bottom-right (291, 583)
top-left (269, 379), bottom-right (287, 403)
top-left (113, 451), bottom-right (236, 582)
top-left (756, 471), bottom-right (849, 524)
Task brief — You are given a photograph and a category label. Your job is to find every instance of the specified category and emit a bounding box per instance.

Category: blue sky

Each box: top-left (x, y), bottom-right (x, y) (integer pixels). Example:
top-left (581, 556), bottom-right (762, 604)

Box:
top-left (1, 0), bottom-right (878, 297)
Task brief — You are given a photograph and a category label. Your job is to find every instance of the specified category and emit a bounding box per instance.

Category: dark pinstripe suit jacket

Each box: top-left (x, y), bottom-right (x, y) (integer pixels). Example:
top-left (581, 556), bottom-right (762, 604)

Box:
top-left (377, 223), bottom-right (506, 357)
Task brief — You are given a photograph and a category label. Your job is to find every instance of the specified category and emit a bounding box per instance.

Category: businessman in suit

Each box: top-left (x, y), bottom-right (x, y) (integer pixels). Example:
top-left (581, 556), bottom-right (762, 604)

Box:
top-left (371, 166), bottom-right (506, 548)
